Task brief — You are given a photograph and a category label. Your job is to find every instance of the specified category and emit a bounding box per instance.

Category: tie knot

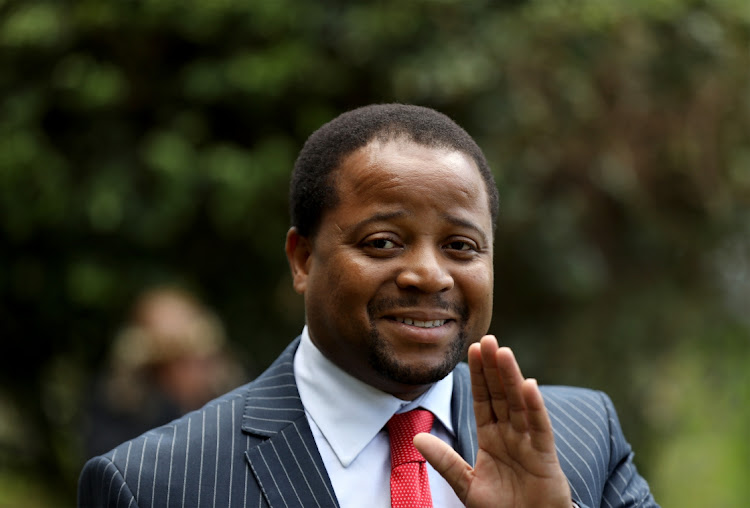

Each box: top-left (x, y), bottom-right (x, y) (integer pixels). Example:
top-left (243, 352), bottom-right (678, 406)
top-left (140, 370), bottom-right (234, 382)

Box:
top-left (387, 409), bottom-right (435, 467)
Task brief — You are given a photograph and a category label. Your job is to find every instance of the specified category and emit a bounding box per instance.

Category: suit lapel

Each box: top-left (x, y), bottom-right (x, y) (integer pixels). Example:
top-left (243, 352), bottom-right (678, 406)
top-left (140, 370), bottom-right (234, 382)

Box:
top-left (451, 363), bottom-right (478, 466)
top-left (242, 338), bottom-right (340, 508)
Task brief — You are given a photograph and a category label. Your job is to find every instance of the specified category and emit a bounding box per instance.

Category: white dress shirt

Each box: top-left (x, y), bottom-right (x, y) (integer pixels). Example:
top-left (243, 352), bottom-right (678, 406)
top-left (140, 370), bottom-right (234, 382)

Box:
top-left (294, 326), bottom-right (464, 508)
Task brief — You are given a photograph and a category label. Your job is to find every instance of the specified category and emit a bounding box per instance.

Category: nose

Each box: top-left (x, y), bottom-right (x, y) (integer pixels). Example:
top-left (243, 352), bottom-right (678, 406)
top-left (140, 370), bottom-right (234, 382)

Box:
top-left (395, 245), bottom-right (454, 293)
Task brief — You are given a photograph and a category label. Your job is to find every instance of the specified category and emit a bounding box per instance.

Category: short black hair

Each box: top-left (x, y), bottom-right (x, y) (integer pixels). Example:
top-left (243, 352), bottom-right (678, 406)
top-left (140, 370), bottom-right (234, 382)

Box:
top-left (289, 103), bottom-right (499, 238)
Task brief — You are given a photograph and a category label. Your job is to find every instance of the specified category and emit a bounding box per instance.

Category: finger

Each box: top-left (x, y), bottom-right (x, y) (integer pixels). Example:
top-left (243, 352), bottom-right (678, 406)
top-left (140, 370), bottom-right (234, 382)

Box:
top-left (414, 432), bottom-right (473, 502)
top-left (523, 378), bottom-right (557, 453)
top-left (479, 336), bottom-right (510, 423)
top-left (495, 347), bottom-right (528, 432)
top-left (468, 342), bottom-right (494, 427)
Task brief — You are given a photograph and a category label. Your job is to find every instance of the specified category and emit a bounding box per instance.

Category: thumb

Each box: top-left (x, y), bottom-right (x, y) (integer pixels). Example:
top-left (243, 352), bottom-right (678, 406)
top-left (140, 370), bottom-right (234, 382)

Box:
top-left (413, 432), bottom-right (473, 502)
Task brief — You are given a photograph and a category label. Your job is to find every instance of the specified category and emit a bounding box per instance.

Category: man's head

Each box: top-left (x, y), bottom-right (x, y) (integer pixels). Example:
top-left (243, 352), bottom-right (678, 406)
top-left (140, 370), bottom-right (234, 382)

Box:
top-left (286, 104), bottom-right (497, 400)
top-left (289, 103), bottom-right (499, 238)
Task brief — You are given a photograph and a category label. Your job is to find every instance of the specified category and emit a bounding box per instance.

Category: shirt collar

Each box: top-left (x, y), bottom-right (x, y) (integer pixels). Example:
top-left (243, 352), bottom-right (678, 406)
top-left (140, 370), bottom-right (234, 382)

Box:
top-left (294, 326), bottom-right (454, 467)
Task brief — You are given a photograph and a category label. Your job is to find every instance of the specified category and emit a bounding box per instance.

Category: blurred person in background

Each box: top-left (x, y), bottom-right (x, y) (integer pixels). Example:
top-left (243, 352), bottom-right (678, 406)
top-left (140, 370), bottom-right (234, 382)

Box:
top-left (83, 286), bottom-right (244, 458)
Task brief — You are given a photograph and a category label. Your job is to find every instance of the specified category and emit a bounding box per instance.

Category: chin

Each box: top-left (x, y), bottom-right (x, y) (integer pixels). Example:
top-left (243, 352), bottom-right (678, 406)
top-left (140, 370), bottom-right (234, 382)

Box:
top-left (366, 328), bottom-right (466, 386)
top-left (380, 363), bottom-right (454, 386)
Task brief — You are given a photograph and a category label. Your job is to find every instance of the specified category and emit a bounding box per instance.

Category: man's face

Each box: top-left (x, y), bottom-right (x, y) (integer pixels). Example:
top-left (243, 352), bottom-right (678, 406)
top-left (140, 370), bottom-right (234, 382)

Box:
top-left (286, 138), bottom-right (494, 400)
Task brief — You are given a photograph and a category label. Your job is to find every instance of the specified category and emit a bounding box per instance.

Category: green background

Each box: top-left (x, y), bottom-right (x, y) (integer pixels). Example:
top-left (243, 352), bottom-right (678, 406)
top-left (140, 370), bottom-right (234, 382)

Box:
top-left (1, 1), bottom-right (748, 506)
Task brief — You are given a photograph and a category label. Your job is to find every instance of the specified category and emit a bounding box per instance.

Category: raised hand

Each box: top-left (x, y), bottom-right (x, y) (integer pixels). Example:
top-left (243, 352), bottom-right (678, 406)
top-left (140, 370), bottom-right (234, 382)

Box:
top-left (414, 335), bottom-right (572, 508)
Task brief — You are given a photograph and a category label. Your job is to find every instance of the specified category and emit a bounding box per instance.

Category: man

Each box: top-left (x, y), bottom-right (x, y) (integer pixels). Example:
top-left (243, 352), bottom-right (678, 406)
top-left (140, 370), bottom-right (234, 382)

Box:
top-left (79, 104), bottom-right (658, 507)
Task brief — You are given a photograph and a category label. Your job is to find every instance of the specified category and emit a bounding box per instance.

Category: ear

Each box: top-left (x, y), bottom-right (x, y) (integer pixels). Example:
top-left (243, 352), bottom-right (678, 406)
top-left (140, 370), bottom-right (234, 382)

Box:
top-left (285, 227), bottom-right (313, 295)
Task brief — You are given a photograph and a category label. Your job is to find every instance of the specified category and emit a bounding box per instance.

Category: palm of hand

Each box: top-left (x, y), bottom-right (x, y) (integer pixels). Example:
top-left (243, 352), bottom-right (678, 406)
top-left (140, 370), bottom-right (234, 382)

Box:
top-left (414, 335), bottom-right (571, 508)
top-left (460, 418), bottom-right (570, 508)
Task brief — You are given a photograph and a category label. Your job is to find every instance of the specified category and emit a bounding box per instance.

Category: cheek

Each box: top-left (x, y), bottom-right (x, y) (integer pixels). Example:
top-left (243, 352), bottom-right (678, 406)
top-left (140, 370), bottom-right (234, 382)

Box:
top-left (336, 255), bottom-right (387, 289)
top-left (461, 264), bottom-right (493, 296)
top-left (459, 265), bottom-right (494, 323)
top-left (312, 256), bottom-right (377, 310)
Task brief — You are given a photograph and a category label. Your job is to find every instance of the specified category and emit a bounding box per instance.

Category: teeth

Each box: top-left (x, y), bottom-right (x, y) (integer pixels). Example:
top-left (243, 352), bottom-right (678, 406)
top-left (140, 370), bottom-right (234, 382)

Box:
top-left (394, 317), bottom-right (446, 328)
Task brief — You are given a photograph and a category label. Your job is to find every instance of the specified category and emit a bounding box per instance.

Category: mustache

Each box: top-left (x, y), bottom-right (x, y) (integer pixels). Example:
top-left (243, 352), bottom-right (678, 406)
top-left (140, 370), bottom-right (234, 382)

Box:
top-left (367, 295), bottom-right (468, 320)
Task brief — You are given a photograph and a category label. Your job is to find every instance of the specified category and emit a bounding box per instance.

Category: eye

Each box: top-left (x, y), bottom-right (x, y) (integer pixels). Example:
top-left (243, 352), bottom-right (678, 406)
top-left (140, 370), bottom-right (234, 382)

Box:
top-left (443, 238), bottom-right (481, 260)
top-left (445, 240), bottom-right (474, 251)
top-left (360, 236), bottom-right (402, 257)
top-left (369, 238), bottom-right (397, 249)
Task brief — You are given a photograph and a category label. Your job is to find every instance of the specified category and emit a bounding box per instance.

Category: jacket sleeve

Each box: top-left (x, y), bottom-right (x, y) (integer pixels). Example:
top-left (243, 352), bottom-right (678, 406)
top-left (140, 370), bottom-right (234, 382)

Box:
top-left (78, 455), bottom-right (139, 508)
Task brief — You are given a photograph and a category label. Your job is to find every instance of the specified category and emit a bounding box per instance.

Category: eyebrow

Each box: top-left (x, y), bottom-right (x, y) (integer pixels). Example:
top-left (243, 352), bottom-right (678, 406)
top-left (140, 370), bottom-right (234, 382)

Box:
top-left (441, 214), bottom-right (491, 246)
top-left (350, 211), bottom-right (409, 232)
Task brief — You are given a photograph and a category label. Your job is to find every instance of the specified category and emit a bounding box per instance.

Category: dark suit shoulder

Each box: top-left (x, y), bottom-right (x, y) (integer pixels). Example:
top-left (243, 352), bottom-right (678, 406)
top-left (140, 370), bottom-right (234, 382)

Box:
top-left (538, 385), bottom-right (658, 507)
top-left (77, 340), bottom-right (307, 508)
top-left (540, 385), bottom-right (612, 426)
top-left (93, 337), bottom-right (301, 462)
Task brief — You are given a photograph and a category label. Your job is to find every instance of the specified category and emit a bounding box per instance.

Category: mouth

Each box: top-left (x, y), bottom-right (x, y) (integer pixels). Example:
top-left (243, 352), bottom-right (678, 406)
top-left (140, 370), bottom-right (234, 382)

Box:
top-left (380, 314), bottom-right (458, 346)
top-left (390, 317), bottom-right (449, 329)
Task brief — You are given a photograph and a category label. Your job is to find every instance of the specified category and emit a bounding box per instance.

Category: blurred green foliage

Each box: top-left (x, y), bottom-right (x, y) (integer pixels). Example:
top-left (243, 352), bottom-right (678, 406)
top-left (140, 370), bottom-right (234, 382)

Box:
top-left (1, 0), bottom-right (748, 506)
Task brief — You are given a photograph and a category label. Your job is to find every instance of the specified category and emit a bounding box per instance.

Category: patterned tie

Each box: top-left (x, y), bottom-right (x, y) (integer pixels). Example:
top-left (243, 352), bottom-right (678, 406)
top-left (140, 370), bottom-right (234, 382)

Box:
top-left (387, 409), bottom-right (435, 508)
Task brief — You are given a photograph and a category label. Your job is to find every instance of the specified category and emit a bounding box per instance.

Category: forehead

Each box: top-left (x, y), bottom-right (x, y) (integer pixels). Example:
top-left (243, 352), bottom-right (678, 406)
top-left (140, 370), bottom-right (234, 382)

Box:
top-left (338, 138), bottom-right (484, 197)
top-left (326, 138), bottom-right (492, 232)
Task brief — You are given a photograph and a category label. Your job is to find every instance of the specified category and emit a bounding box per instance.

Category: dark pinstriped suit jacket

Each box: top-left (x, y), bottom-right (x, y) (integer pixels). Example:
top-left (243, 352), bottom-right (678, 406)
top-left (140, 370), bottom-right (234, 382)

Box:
top-left (78, 338), bottom-right (658, 507)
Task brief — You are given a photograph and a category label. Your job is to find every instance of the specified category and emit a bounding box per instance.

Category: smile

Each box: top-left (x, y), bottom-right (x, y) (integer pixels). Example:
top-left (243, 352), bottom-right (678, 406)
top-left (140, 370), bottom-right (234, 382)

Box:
top-left (392, 317), bottom-right (447, 328)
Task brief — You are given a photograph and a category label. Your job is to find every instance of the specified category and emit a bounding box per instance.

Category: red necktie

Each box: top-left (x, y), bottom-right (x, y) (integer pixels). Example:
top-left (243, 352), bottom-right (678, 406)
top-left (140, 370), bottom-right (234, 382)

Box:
top-left (387, 409), bottom-right (435, 508)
